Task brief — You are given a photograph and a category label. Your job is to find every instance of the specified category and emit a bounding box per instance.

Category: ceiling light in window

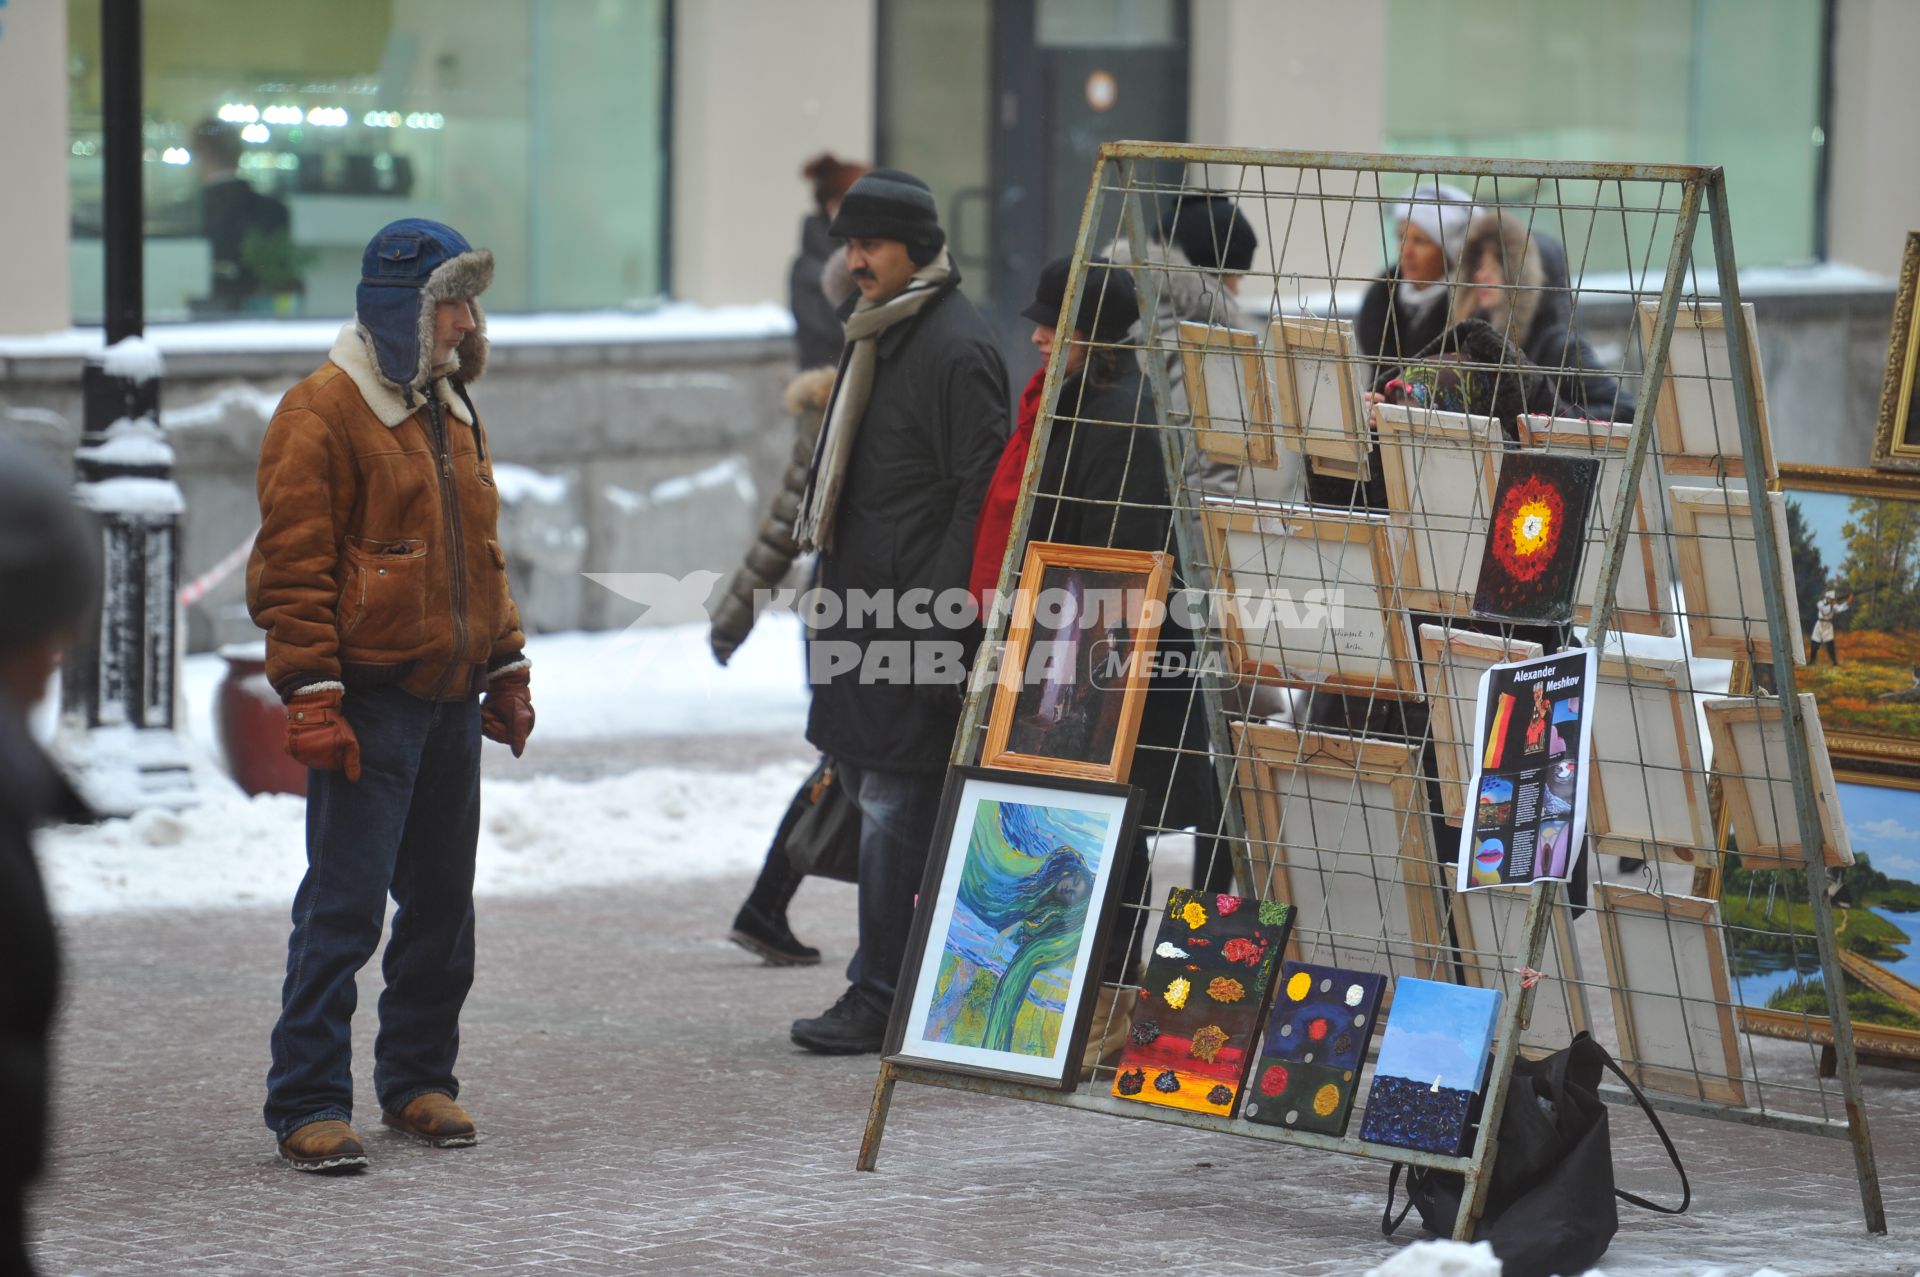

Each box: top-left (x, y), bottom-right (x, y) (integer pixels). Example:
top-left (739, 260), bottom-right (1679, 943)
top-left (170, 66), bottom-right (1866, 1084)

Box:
top-left (217, 102), bottom-right (260, 124)
top-left (261, 105), bottom-right (303, 126)
top-left (162, 147), bottom-right (191, 165)
top-left (240, 123), bottom-right (270, 144)
top-left (305, 106), bottom-right (348, 127)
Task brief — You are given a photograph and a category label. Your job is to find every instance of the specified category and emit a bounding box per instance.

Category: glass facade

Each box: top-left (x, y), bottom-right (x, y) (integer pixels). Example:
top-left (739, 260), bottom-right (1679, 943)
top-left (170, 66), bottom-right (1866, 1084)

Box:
top-left (67, 0), bottom-right (669, 323)
top-left (1383, 0), bottom-right (1825, 272)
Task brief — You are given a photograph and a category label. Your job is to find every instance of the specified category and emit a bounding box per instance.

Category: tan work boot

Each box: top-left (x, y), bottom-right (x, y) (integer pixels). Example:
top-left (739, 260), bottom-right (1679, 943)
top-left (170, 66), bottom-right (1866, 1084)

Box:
top-left (381, 1092), bottom-right (478, 1148)
top-left (277, 1119), bottom-right (370, 1173)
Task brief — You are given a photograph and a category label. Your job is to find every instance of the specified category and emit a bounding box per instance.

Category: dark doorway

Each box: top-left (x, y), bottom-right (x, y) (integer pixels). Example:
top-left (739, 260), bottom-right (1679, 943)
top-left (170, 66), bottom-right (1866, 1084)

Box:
top-left (877, 0), bottom-right (1189, 379)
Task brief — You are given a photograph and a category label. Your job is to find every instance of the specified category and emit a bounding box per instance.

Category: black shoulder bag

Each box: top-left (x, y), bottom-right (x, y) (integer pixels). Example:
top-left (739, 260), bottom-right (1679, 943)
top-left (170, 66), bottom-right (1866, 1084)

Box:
top-left (782, 757), bottom-right (861, 883)
top-left (1383, 1032), bottom-right (1689, 1277)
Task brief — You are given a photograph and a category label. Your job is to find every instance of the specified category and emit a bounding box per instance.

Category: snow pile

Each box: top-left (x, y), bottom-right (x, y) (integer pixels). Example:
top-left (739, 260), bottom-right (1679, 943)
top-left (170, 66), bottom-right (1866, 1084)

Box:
top-left (493, 461), bottom-right (572, 506)
top-left (100, 335), bottom-right (165, 382)
top-left (73, 475), bottom-right (186, 516)
top-left (75, 416), bottom-right (175, 469)
top-left (37, 758), bottom-right (812, 916)
top-left (1366, 1240), bottom-right (1501, 1277)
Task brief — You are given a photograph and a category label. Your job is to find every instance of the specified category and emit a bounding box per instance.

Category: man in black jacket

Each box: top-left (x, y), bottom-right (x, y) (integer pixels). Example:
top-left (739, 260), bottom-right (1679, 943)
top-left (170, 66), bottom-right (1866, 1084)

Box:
top-left (0, 445), bottom-right (99, 1275)
top-left (791, 169), bottom-right (1010, 1052)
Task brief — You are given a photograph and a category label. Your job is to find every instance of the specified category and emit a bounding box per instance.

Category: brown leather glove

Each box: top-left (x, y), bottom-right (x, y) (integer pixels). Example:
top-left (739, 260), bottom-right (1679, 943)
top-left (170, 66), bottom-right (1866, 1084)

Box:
top-left (286, 688), bottom-right (361, 781)
top-left (481, 668), bottom-right (534, 758)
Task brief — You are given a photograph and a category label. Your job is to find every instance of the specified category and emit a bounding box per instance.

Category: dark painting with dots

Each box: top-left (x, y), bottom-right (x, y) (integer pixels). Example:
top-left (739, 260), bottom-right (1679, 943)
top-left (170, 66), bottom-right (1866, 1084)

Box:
top-left (1110, 888), bottom-right (1293, 1116)
top-left (1358, 977), bottom-right (1503, 1156)
top-left (1241, 963), bottom-right (1385, 1137)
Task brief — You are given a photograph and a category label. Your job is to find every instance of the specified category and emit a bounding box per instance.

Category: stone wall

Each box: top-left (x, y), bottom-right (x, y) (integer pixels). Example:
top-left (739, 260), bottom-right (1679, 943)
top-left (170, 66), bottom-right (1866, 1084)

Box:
top-left (0, 331), bottom-right (800, 651)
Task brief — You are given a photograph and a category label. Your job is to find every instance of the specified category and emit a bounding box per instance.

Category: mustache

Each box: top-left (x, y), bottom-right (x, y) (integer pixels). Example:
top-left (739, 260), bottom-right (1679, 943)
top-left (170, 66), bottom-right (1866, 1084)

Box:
top-left (851, 268), bottom-right (877, 282)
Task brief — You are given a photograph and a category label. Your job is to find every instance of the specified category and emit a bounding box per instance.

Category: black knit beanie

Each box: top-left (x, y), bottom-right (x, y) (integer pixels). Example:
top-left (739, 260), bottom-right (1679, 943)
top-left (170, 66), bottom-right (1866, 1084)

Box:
top-left (828, 168), bottom-right (946, 265)
top-left (0, 443), bottom-right (102, 649)
top-left (1161, 193), bottom-right (1258, 273)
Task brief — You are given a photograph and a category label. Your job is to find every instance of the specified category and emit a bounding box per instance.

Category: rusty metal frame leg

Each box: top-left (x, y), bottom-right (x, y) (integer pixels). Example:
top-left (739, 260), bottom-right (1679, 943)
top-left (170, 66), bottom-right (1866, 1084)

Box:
top-left (857, 1060), bottom-right (900, 1172)
top-left (1704, 169), bottom-right (1888, 1235)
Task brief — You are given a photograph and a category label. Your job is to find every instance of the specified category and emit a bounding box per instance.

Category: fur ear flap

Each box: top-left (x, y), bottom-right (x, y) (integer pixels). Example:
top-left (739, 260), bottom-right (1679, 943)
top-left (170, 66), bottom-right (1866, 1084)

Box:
top-left (455, 297), bottom-right (488, 384)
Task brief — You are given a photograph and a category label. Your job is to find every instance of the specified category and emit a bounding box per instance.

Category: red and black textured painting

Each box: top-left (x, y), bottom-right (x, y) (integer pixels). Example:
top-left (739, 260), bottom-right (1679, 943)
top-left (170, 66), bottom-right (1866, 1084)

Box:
top-left (1111, 889), bottom-right (1294, 1116)
top-left (1470, 452), bottom-right (1601, 625)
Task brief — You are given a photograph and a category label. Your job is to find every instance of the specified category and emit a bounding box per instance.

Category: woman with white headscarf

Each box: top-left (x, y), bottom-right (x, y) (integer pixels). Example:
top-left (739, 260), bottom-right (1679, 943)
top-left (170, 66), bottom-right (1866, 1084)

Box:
top-left (1354, 181), bottom-right (1474, 389)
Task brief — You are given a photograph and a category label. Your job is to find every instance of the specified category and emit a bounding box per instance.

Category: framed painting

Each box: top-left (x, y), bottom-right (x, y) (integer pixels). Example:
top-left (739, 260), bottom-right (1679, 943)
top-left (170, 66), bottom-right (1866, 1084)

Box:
top-left (1241, 963), bottom-right (1386, 1136)
top-left (1449, 884), bottom-right (1591, 1060)
top-left (981, 541), bottom-right (1173, 783)
top-left (1636, 299), bottom-right (1777, 480)
top-left (1595, 886), bottom-right (1747, 1106)
top-left (1668, 484), bottom-right (1806, 664)
top-left (1416, 623), bottom-right (1545, 825)
top-left (1587, 652), bottom-right (1716, 866)
top-left (1703, 693), bottom-right (1854, 871)
top-left (1111, 887), bottom-right (1294, 1116)
top-left (885, 767), bottom-right (1142, 1090)
top-left (1871, 230), bottom-right (1920, 471)
top-left (1178, 320), bottom-right (1277, 469)
top-left (1778, 463), bottom-right (1920, 774)
top-left (1374, 404), bottom-right (1500, 616)
top-left (1267, 315), bottom-right (1371, 481)
top-left (1201, 502), bottom-right (1420, 698)
top-left (1728, 771), bottom-right (1920, 1067)
top-left (1230, 722), bottom-right (1451, 981)
top-left (1519, 413), bottom-right (1676, 637)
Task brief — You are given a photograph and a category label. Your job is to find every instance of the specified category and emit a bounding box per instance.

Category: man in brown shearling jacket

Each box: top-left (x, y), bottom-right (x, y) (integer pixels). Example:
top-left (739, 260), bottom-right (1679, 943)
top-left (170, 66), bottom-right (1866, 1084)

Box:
top-left (247, 218), bottom-right (533, 1172)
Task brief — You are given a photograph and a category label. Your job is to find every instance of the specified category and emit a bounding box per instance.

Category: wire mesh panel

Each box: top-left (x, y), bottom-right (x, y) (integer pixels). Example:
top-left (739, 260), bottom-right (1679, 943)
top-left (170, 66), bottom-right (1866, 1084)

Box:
top-left (864, 144), bottom-right (1885, 1238)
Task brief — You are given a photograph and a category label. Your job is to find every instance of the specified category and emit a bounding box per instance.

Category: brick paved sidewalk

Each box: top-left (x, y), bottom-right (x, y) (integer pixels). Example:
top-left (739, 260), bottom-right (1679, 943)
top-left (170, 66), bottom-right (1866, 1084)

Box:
top-left (27, 871), bottom-right (1920, 1276)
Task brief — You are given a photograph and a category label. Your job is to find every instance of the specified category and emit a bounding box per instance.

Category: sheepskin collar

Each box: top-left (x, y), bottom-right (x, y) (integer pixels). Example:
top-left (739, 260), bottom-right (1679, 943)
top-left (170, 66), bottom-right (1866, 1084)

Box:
top-left (329, 322), bottom-right (474, 428)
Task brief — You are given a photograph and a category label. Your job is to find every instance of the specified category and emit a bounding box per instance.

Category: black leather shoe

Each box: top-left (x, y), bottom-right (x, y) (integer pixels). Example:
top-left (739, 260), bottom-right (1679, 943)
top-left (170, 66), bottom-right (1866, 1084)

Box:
top-left (791, 986), bottom-right (888, 1054)
top-left (729, 903), bottom-right (822, 966)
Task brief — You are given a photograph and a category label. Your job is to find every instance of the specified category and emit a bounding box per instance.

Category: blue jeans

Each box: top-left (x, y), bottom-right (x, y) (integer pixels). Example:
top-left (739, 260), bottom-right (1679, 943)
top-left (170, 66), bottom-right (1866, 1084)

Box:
top-left (838, 762), bottom-right (946, 1015)
top-left (264, 686), bottom-right (482, 1138)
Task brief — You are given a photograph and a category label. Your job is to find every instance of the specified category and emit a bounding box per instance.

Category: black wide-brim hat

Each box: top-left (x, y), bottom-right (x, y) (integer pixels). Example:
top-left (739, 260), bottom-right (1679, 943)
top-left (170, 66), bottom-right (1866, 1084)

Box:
top-left (1020, 256), bottom-right (1140, 343)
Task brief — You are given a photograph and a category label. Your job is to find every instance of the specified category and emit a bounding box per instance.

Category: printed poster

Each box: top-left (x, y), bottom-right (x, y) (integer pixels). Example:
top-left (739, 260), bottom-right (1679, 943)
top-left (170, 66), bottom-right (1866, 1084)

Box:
top-left (1456, 648), bottom-right (1598, 891)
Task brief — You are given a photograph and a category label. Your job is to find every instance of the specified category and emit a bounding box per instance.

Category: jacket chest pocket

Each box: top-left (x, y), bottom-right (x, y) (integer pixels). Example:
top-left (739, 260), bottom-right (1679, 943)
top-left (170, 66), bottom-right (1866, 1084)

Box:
top-left (338, 535), bottom-right (429, 644)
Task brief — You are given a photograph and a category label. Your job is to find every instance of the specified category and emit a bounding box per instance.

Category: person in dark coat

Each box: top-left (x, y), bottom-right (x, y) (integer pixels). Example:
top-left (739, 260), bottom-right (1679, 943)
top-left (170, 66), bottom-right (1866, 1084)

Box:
top-left (789, 169), bottom-right (1011, 1052)
top-left (791, 153), bottom-right (869, 371)
top-left (194, 120), bottom-right (294, 312)
top-left (1451, 209), bottom-right (1637, 423)
top-left (0, 444), bottom-right (100, 1276)
top-left (1354, 182), bottom-right (1475, 390)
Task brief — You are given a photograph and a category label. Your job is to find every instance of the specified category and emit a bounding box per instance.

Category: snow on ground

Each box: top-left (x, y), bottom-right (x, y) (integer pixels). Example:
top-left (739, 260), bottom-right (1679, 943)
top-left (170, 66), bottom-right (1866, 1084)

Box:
top-left (49, 618), bottom-right (814, 916)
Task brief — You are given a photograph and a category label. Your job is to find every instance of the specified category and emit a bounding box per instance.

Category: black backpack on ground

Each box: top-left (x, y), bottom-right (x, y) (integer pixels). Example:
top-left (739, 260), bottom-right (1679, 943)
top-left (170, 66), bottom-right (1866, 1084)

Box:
top-left (1382, 1032), bottom-right (1689, 1277)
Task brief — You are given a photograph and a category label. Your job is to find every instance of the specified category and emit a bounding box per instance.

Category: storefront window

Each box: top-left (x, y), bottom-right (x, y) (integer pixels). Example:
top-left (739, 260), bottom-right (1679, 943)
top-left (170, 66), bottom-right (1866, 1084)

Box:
top-left (66, 0), bottom-right (668, 323)
top-left (1383, 0), bottom-right (1824, 273)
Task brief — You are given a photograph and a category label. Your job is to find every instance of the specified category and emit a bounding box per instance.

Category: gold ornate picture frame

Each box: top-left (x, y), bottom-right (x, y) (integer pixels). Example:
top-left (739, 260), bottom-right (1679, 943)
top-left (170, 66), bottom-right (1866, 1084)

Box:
top-left (1872, 230), bottom-right (1920, 471)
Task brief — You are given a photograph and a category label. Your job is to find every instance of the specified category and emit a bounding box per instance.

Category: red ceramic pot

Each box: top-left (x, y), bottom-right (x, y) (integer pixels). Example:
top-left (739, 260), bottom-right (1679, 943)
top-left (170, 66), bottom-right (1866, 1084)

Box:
top-left (215, 642), bottom-right (308, 797)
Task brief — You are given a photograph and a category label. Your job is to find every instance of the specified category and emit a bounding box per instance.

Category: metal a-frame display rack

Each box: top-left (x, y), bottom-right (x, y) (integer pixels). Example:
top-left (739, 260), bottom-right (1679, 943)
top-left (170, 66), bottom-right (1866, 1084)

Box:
top-left (857, 143), bottom-right (1886, 1242)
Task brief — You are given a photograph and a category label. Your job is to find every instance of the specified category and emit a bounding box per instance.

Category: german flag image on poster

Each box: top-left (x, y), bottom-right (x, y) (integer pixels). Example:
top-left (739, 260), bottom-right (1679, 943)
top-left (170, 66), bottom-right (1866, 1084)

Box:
top-left (1112, 889), bottom-right (1293, 1116)
top-left (1470, 451), bottom-right (1601, 625)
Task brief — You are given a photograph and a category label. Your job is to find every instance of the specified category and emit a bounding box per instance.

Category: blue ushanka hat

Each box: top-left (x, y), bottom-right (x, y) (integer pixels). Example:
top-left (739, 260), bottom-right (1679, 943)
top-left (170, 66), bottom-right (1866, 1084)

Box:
top-left (354, 218), bottom-right (494, 400)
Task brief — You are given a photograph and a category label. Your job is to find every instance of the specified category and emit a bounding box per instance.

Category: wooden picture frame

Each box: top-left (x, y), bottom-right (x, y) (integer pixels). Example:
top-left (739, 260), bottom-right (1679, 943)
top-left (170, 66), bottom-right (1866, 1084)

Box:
top-left (1201, 502), bottom-right (1419, 699)
top-left (1375, 404), bottom-right (1500, 616)
top-left (1519, 413), bottom-right (1676, 637)
top-left (1871, 230), bottom-right (1920, 471)
top-left (981, 542), bottom-right (1172, 783)
top-left (1266, 315), bottom-right (1372, 481)
top-left (885, 767), bottom-right (1142, 1090)
top-left (1636, 300), bottom-right (1778, 480)
top-left (1178, 320), bottom-right (1277, 469)
top-left (1416, 623), bottom-right (1544, 825)
top-left (1231, 722), bottom-right (1450, 981)
top-left (1596, 886), bottom-right (1747, 1106)
top-left (1778, 462), bottom-right (1920, 775)
top-left (1588, 652), bottom-right (1716, 866)
top-left (1668, 484), bottom-right (1806, 663)
top-left (1450, 885), bottom-right (1591, 1060)
top-left (1703, 693), bottom-right (1855, 870)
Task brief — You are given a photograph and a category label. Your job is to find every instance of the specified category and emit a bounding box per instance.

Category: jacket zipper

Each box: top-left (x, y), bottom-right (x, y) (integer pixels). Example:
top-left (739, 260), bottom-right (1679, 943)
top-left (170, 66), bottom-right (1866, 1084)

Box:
top-left (425, 393), bottom-right (471, 700)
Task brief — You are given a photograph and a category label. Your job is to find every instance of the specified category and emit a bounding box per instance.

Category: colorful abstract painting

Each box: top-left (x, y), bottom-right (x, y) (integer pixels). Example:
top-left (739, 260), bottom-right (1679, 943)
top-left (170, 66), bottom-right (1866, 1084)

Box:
top-left (1111, 888), bottom-right (1293, 1115)
top-left (1242, 963), bottom-right (1386, 1136)
top-left (920, 799), bottom-right (1112, 1058)
top-left (1471, 452), bottom-right (1600, 624)
top-left (1359, 978), bottom-right (1503, 1156)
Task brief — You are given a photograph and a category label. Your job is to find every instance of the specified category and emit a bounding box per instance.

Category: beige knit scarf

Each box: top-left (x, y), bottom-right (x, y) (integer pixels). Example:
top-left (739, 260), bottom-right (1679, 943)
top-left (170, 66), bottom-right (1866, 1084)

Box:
top-left (795, 250), bottom-right (954, 553)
